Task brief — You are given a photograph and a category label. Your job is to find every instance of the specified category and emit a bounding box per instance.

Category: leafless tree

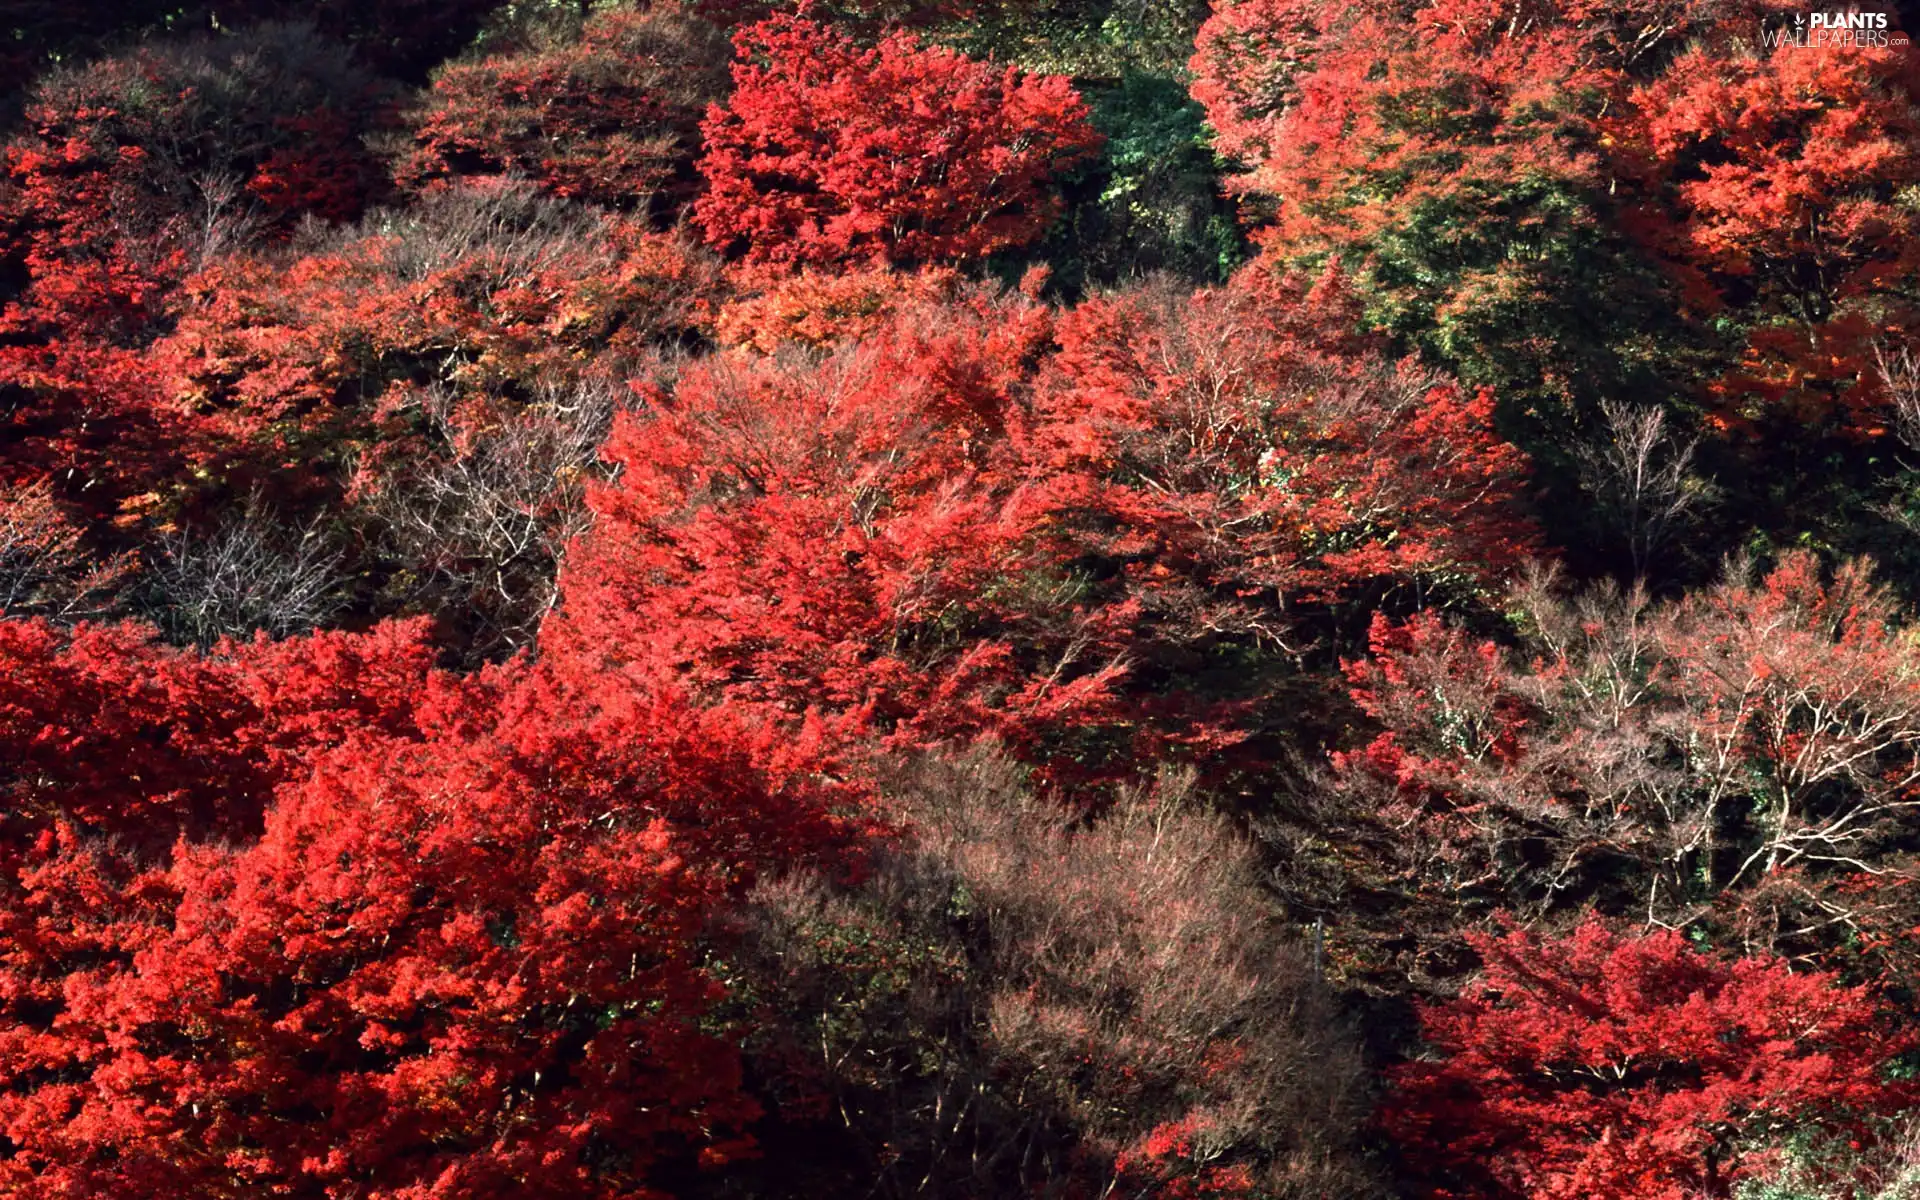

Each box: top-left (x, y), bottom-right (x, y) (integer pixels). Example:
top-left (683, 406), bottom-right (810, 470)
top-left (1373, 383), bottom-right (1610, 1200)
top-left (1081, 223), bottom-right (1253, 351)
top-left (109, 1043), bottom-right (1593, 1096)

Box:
top-left (1862, 340), bottom-right (1920, 538)
top-left (188, 169), bottom-right (266, 267)
top-left (1874, 338), bottom-right (1920, 452)
top-left (364, 376), bottom-right (618, 658)
top-left (1575, 397), bottom-right (1705, 577)
top-left (0, 482), bottom-right (127, 620)
top-left (145, 498), bottom-right (344, 646)
top-left (337, 177), bottom-right (606, 286)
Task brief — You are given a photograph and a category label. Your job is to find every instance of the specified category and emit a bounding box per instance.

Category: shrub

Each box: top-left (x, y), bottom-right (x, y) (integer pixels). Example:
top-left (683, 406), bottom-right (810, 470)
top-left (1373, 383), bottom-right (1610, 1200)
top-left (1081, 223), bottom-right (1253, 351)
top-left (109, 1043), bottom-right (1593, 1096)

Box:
top-left (727, 748), bottom-right (1380, 1198)
top-left (399, 4), bottom-right (730, 215)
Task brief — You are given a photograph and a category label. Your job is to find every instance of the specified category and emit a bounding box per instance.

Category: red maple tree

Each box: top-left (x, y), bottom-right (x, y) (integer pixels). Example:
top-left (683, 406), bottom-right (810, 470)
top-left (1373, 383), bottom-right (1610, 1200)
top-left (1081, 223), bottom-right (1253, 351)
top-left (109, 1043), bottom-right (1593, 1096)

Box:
top-left (693, 15), bottom-right (1102, 266)
top-left (548, 271), bottom-right (1534, 787)
top-left (1625, 27), bottom-right (1920, 433)
top-left (0, 613), bottom-right (870, 1196)
top-left (1190, 0), bottom-right (1920, 437)
top-left (1382, 917), bottom-right (1909, 1200)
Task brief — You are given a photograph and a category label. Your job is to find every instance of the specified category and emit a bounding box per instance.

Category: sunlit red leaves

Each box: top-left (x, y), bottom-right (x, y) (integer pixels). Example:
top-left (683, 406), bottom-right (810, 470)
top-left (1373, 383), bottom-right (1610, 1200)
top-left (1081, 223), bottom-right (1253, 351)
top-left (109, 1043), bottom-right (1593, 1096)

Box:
top-left (1192, 0), bottom-right (1920, 435)
top-left (1187, 0), bottom-right (1340, 169)
top-left (1335, 609), bottom-right (1529, 791)
top-left (547, 282), bottom-right (1095, 767)
top-left (1034, 273), bottom-right (1536, 608)
top-left (1191, 0), bottom-right (1615, 250)
top-left (0, 614), bottom-right (870, 1197)
top-left (1633, 41), bottom-right (1918, 273)
top-left (550, 273), bottom-right (1532, 786)
top-left (0, 616), bottom-right (439, 845)
top-left (711, 261), bottom-right (963, 353)
top-left (1383, 918), bottom-right (1909, 1200)
top-left (693, 15), bottom-right (1102, 266)
top-left (5, 179), bottom-right (721, 523)
top-left (1625, 33), bottom-right (1920, 432)
top-left (8, 6), bottom-right (1909, 1192)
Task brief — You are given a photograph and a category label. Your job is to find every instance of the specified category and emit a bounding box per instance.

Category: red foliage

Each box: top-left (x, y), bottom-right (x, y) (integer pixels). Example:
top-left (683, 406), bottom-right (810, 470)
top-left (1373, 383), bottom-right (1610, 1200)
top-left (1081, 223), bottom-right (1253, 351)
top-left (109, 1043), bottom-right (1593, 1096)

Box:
top-left (693, 15), bottom-right (1101, 266)
top-left (0, 612), bottom-right (870, 1196)
top-left (1187, 0), bottom-right (1349, 172)
top-left (548, 272), bottom-right (1533, 785)
top-left (15, 7), bottom-right (1910, 1191)
top-left (1113, 1115), bottom-right (1264, 1198)
top-left (1, 179), bottom-right (719, 526)
top-left (1334, 607), bottom-right (1531, 793)
top-left (398, 5), bottom-right (730, 213)
top-left (1383, 918), bottom-right (1909, 1200)
top-left (0, 27), bottom-right (396, 517)
top-left (711, 260), bottom-right (962, 352)
top-left (0, 618), bottom-right (438, 847)
top-left (1036, 271), bottom-right (1534, 604)
top-left (1190, 0), bottom-right (1920, 435)
top-left (1625, 31), bottom-right (1920, 433)
top-left (0, 339), bottom-right (192, 520)
top-left (154, 184), bottom-right (716, 490)
top-left (1190, 0), bottom-right (1633, 248)
top-left (244, 108), bottom-right (387, 224)
top-left (546, 282), bottom-right (1107, 770)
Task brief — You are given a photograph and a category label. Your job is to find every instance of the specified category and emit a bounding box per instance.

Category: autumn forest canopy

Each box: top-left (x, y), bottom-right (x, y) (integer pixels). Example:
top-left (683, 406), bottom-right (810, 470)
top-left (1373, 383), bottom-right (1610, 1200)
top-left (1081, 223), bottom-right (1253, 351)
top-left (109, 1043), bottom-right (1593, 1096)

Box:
top-left (6, 0), bottom-right (1920, 1197)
